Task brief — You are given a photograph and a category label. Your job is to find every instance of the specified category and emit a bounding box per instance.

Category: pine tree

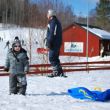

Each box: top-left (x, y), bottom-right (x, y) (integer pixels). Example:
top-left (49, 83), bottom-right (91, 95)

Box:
top-left (96, 0), bottom-right (110, 31)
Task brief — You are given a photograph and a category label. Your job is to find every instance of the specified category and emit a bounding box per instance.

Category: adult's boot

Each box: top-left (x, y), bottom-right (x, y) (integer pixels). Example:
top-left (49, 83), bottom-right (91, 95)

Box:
top-left (57, 65), bottom-right (67, 77)
top-left (47, 66), bottom-right (59, 77)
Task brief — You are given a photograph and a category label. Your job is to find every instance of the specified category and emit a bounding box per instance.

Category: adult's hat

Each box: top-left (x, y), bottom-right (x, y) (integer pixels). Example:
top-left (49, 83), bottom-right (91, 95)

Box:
top-left (47, 9), bottom-right (56, 17)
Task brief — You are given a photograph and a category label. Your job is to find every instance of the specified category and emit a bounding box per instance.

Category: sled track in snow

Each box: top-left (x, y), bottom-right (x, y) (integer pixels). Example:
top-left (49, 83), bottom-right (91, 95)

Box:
top-left (0, 61), bottom-right (110, 76)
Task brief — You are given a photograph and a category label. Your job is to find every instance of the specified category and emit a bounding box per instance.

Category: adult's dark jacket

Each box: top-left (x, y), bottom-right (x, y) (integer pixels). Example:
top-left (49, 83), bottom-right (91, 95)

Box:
top-left (46, 16), bottom-right (62, 50)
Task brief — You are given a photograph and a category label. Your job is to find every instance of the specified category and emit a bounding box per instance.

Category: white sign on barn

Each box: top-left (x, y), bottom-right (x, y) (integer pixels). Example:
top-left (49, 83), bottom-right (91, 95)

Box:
top-left (64, 42), bottom-right (83, 53)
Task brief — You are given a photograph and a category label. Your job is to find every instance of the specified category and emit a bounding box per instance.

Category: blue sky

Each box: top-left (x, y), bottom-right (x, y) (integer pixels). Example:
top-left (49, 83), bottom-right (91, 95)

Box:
top-left (62, 0), bottom-right (99, 17)
top-left (31, 0), bottom-right (99, 17)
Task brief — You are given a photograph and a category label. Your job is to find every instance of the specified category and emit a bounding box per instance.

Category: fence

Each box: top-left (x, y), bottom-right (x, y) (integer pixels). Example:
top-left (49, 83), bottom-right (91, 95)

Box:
top-left (0, 61), bottom-right (110, 76)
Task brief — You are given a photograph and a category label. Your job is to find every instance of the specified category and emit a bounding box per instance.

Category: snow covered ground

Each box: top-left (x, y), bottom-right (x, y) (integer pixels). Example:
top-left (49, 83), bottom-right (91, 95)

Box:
top-left (0, 26), bottom-right (110, 110)
top-left (1, 71), bottom-right (110, 110)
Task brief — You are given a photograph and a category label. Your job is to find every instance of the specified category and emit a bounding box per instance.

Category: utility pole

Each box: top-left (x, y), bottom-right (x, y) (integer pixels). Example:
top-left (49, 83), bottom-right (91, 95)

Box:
top-left (86, 0), bottom-right (89, 72)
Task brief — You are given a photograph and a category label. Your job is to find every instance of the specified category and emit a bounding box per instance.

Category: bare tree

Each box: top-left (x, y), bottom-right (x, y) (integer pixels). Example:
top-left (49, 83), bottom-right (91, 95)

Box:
top-left (0, 0), bottom-right (75, 28)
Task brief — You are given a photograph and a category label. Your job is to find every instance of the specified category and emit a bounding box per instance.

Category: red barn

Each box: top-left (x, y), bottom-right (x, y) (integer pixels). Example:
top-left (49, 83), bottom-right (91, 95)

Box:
top-left (60, 23), bottom-right (110, 57)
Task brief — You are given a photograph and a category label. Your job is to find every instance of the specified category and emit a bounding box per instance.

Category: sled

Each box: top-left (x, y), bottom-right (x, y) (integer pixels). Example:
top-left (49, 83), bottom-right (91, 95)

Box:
top-left (37, 48), bottom-right (49, 54)
top-left (68, 87), bottom-right (110, 101)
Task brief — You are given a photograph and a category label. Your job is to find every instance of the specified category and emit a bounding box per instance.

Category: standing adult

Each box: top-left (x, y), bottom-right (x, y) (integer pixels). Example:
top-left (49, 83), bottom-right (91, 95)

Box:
top-left (4, 40), bottom-right (29, 95)
top-left (46, 9), bottom-right (67, 77)
top-left (4, 40), bottom-right (10, 49)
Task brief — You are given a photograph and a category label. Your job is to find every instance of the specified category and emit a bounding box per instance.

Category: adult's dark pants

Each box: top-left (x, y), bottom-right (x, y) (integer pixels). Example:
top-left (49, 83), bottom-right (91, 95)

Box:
top-left (9, 74), bottom-right (27, 95)
top-left (49, 49), bottom-right (63, 76)
top-left (49, 49), bottom-right (60, 66)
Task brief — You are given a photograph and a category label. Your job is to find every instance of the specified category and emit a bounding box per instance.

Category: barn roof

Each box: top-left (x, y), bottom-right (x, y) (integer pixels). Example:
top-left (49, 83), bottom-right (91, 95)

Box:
top-left (82, 26), bottom-right (110, 40)
top-left (75, 23), bottom-right (110, 40)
